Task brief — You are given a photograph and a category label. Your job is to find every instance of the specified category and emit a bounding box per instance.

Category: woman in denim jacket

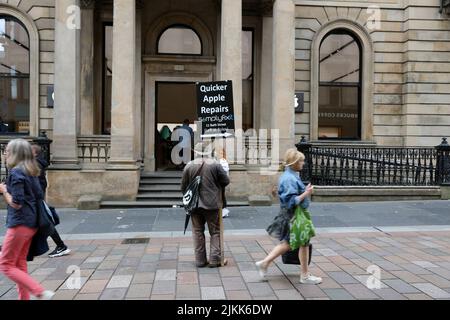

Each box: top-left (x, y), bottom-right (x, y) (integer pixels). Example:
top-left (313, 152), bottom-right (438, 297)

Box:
top-left (0, 139), bottom-right (54, 300)
top-left (256, 148), bottom-right (322, 285)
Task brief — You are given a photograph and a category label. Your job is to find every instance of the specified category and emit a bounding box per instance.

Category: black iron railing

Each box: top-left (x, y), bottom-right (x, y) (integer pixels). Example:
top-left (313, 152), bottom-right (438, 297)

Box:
top-left (0, 132), bottom-right (52, 182)
top-left (297, 137), bottom-right (450, 186)
top-left (436, 138), bottom-right (450, 185)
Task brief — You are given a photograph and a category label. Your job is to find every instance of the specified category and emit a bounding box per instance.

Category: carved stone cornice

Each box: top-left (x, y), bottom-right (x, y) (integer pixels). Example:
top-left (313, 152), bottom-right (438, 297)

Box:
top-left (83, 0), bottom-right (144, 10)
top-left (242, 0), bottom-right (275, 17)
top-left (80, 0), bottom-right (96, 9)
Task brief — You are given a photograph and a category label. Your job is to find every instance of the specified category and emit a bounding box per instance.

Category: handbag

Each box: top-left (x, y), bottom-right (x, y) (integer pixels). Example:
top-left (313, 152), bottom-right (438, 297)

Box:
top-left (282, 244), bottom-right (313, 265)
top-left (182, 162), bottom-right (205, 234)
top-left (42, 201), bottom-right (60, 226)
top-left (36, 199), bottom-right (56, 237)
top-left (290, 205), bottom-right (316, 250)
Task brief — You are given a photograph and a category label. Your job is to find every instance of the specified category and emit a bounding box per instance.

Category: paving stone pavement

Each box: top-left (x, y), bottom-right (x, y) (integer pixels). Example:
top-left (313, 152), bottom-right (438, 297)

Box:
top-left (2, 231), bottom-right (450, 300)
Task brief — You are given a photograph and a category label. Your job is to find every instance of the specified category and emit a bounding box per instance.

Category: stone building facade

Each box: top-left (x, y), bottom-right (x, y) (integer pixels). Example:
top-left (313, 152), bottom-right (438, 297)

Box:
top-left (0, 0), bottom-right (449, 207)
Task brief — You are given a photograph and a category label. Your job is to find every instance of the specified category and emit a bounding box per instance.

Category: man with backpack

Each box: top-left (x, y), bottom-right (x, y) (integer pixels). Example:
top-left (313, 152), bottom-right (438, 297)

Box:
top-left (181, 142), bottom-right (230, 268)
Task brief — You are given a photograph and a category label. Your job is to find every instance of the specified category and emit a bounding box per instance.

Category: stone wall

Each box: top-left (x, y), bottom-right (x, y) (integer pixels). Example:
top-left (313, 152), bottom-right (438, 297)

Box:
top-left (293, 0), bottom-right (450, 147)
top-left (47, 169), bottom-right (140, 207)
top-left (227, 167), bottom-right (280, 202)
top-left (403, 1), bottom-right (450, 146)
top-left (3, 0), bottom-right (449, 147)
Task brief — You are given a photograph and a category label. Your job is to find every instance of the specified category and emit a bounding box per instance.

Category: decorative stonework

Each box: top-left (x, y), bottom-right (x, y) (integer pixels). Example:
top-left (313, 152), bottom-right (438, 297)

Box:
top-left (243, 0), bottom-right (275, 16)
top-left (144, 12), bottom-right (215, 57)
top-left (80, 0), bottom-right (96, 9)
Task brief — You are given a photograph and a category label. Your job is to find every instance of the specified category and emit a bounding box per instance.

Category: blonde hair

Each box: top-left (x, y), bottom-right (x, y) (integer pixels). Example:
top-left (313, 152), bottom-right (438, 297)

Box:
top-left (280, 148), bottom-right (305, 171)
top-left (6, 139), bottom-right (41, 177)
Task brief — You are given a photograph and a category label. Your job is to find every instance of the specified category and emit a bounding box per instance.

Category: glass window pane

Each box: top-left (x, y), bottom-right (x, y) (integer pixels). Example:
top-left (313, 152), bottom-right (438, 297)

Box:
top-left (158, 26), bottom-right (201, 55)
top-left (242, 31), bottom-right (253, 80)
top-left (318, 86), bottom-right (359, 139)
top-left (242, 30), bottom-right (253, 131)
top-left (103, 25), bottom-right (113, 135)
top-left (319, 30), bottom-right (361, 140)
top-left (0, 16), bottom-right (30, 135)
top-left (320, 33), bottom-right (360, 84)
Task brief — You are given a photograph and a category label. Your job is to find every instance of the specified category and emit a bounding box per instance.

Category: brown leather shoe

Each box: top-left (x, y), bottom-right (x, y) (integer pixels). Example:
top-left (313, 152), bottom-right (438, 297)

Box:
top-left (196, 262), bottom-right (208, 268)
top-left (208, 259), bottom-right (228, 268)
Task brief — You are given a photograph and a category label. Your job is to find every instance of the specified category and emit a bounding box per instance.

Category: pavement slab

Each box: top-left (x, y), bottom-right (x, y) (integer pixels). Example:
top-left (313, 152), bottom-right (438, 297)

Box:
top-left (2, 201), bottom-right (450, 300)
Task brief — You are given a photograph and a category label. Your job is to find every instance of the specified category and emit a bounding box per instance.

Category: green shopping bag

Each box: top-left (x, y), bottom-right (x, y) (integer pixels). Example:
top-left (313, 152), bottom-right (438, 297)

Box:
top-left (290, 206), bottom-right (316, 250)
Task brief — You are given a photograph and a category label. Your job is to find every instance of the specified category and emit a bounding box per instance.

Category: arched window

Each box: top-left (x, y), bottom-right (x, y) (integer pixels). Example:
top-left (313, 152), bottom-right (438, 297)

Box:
top-left (157, 25), bottom-right (202, 55)
top-left (0, 15), bottom-right (30, 135)
top-left (318, 29), bottom-right (361, 140)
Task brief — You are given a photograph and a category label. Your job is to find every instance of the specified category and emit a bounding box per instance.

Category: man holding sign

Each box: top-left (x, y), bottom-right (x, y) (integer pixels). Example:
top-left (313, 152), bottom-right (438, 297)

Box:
top-left (180, 81), bottom-right (236, 268)
top-left (181, 142), bottom-right (230, 268)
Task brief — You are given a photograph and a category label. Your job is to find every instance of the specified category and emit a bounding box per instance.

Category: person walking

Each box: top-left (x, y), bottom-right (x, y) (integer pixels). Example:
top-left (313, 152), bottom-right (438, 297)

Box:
top-left (255, 148), bottom-right (322, 285)
top-left (0, 139), bottom-right (55, 300)
top-left (31, 144), bottom-right (70, 258)
top-left (181, 142), bottom-right (230, 268)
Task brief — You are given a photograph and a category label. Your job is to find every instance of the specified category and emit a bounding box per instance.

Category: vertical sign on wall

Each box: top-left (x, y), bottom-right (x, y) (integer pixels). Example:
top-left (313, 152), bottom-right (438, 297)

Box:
top-left (196, 80), bottom-right (235, 137)
top-left (295, 92), bottom-right (304, 113)
top-left (47, 85), bottom-right (54, 108)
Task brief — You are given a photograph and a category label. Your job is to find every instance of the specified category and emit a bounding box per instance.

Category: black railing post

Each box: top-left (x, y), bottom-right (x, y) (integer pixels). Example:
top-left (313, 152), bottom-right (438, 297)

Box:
top-left (435, 137), bottom-right (450, 186)
top-left (32, 131), bottom-right (53, 165)
top-left (296, 136), bottom-right (312, 184)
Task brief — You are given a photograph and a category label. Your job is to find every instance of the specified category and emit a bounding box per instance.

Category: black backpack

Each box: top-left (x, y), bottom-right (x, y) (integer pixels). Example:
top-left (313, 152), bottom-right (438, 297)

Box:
top-left (182, 162), bottom-right (205, 234)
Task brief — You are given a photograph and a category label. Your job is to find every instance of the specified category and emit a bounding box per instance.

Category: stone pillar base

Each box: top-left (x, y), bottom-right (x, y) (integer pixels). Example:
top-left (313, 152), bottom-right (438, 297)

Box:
top-left (47, 169), bottom-right (140, 207)
top-left (441, 185), bottom-right (450, 200)
top-left (107, 160), bottom-right (140, 171)
top-left (50, 159), bottom-right (81, 170)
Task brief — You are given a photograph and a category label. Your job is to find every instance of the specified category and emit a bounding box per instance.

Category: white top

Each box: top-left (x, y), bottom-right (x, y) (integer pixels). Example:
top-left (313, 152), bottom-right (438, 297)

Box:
top-left (219, 158), bottom-right (230, 176)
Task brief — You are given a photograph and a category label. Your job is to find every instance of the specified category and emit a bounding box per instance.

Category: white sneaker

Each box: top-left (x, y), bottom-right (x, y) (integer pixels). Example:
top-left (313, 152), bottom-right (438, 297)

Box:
top-left (38, 290), bottom-right (55, 300)
top-left (222, 208), bottom-right (230, 218)
top-left (255, 261), bottom-right (268, 279)
top-left (300, 274), bottom-right (322, 285)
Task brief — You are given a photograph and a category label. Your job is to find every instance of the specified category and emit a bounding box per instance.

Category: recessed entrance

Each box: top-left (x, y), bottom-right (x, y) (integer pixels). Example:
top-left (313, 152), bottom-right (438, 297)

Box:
top-left (155, 81), bottom-right (197, 171)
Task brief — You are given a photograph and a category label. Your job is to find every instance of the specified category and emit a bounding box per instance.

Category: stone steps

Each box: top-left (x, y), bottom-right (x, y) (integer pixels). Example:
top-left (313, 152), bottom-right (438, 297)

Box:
top-left (99, 170), bottom-right (249, 209)
top-left (100, 200), bottom-right (249, 209)
top-left (139, 178), bottom-right (183, 185)
top-left (136, 192), bottom-right (182, 199)
top-left (139, 185), bottom-right (181, 192)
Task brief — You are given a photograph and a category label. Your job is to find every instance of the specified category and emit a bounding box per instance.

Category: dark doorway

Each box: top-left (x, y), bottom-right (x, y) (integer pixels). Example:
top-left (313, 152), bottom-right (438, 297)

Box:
top-left (155, 82), bottom-right (197, 171)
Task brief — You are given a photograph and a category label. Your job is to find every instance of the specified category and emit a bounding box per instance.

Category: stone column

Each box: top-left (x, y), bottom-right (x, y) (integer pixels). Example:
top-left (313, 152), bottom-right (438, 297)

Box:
top-left (260, 16), bottom-right (273, 131)
top-left (220, 0), bottom-right (243, 132)
top-left (80, 1), bottom-right (95, 135)
top-left (52, 0), bottom-right (80, 168)
top-left (108, 0), bottom-right (138, 168)
top-left (272, 0), bottom-right (295, 158)
top-left (134, 7), bottom-right (142, 163)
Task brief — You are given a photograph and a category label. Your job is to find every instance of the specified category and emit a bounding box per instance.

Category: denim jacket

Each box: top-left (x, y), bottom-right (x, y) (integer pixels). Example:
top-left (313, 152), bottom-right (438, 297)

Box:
top-left (6, 167), bottom-right (43, 229)
top-left (278, 167), bottom-right (310, 210)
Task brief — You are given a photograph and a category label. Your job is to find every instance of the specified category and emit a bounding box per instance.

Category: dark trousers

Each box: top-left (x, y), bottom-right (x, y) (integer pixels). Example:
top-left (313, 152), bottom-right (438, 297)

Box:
top-left (191, 208), bottom-right (221, 265)
top-left (50, 230), bottom-right (65, 248)
top-left (42, 190), bottom-right (65, 248)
